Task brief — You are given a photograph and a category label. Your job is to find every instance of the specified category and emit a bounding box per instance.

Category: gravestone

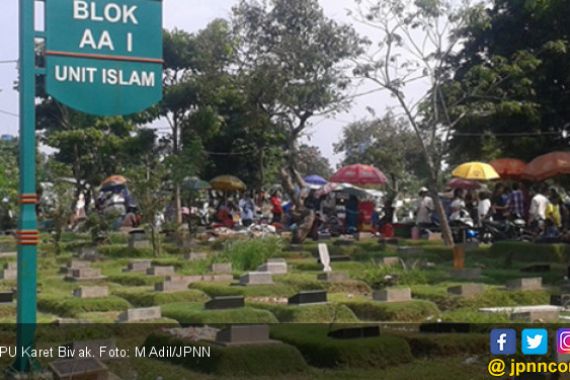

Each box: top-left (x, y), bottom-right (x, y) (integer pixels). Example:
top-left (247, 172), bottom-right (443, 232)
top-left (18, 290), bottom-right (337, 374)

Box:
top-left (211, 263), bottom-right (232, 274)
top-left (165, 275), bottom-right (202, 285)
top-left (328, 326), bottom-right (380, 339)
top-left (447, 284), bottom-right (484, 298)
top-left (205, 296), bottom-right (245, 310)
top-left (0, 268), bottom-right (16, 280)
top-left (201, 274), bottom-right (234, 283)
top-left (0, 291), bottom-right (13, 304)
top-left (155, 281), bottom-right (189, 293)
top-left (128, 230), bottom-right (150, 250)
top-left (66, 268), bottom-right (104, 281)
top-left (5, 262), bottom-right (17, 270)
top-left (521, 264), bottom-right (551, 273)
top-left (49, 358), bottom-right (108, 380)
top-left (215, 325), bottom-right (275, 346)
top-left (118, 306), bottom-right (161, 322)
top-left (184, 252), bottom-right (208, 261)
top-left (373, 287), bottom-right (412, 302)
top-left (317, 272), bottom-right (349, 282)
top-left (60, 260), bottom-right (90, 274)
top-left (449, 268), bottom-right (482, 280)
top-left (123, 260), bottom-right (152, 273)
top-left (507, 277), bottom-right (542, 291)
top-left (382, 257), bottom-right (401, 267)
top-left (288, 290), bottom-right (327, 305)
top-left (240, 272), bottom-right (273, 285)
top-left (146, 266), bottom-right (175, 276)
top-left (73, 286), bottom-right (109, 299)
top-left (318, 244), bottom-right (332, 273)
top-left (79, 246), bottom-right (100, 261)
top-left (257, 258), bottom-right (287, 274)
top-left (511, 309), bottom-right (559, 322)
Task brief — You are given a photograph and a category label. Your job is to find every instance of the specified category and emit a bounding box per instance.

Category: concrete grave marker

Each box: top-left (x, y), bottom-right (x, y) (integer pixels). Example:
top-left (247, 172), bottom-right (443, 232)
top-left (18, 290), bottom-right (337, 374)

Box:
top-left (0, 291), bottom-right (13, 304)
top-left (447, 284), bottom-right (484, 298)
top-left (146, 266), bottom-right (175, 276)
top-left (373, 287), bottom-right (412, 302)
top-left (73, 286), bottom-right (109, 299)
top-left (155, 281), bottom-right (189, 293)
top-left (211, 263), bottom-right (232, 274)
top-left (288, 290), bottom-right (327, 305)
top-left (118, 306), bottom-right (161, 322)
top-left (0, 268), bottom-right (17, 280)
top-left (205, 296), bottom-right (245, 310)
top-left (184, 252), bottom-right (208, 261)
top-left (511, 309), bottom-right (559, 322)
top-left (507, 277), bottom-right (542, 291)
top-left (123, 260), bottom-right (152, 273)
top-left (257, 258), bottom-right (287, 274)
top-left (215, 325), bottom-right (276, 346)
top-left (240, 272), bottom-right (273, 285)
top-left (317, 272), bottom-right (349, 282)
top-left (318, 244), bottom-right (332, 273)
top-left (66, 268), bottom-right (104, 281)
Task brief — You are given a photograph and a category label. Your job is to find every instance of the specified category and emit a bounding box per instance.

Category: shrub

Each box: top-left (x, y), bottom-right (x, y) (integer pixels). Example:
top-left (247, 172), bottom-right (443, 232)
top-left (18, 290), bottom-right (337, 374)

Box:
top-left (252, 303), bottom-right (359, 323)
top-left (190, 282), bottom-right (296, 298)
top-left (343, 300), bottom-right (440, 322)
top-left (37, 295), bottom-right (131, 317)
top-left (98, 244), bottom-right (154, 258)
top-left (114, 289), bottom-right (209, 307)
top-left (161, 303), bottom-right (278, 324)
top-left (356, 263), bottom-right (429, 288)
top-left (217, 237), bottom-right (284, 271)
top-left (270, 325), bottom-right (413, 368)
top-left (144, 333), bottom-right (308, 376)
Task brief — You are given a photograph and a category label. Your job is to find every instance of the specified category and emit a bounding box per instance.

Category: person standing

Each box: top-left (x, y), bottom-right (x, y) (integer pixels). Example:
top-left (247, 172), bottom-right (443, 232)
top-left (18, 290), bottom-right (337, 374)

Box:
top-left (477, 191), bottom-right (492, 226)
top-left (270, 191), bottom-right (283, 224)
top-left (529, 185), bottom-right (549, 224)
top-left (415, 187), bottom-right (434, 227)
top-left (239, 193), bottom-right (255, 227)
top-left (507, 183), bottom-right (525, 219)
top-left (546, 188), bottom-right (562, 228)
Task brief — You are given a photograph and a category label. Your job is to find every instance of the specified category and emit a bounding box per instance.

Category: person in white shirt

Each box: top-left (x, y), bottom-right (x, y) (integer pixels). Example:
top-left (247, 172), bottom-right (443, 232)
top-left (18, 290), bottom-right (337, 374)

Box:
top-left (529, 185), bottom-right (550, 223)
top-left (416, 187), bottom-right (434, 225)
top-left (477, 191), bottom-right (492, 226)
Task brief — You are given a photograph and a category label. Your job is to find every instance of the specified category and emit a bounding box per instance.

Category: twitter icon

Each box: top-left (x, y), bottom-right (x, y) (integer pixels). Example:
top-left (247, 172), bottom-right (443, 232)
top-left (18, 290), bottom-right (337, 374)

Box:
top-left (522, 329), bottom-right (548, 355)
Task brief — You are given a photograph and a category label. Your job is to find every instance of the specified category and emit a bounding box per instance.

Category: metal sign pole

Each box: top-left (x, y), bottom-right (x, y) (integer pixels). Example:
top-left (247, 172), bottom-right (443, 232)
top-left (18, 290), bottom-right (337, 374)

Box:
top-left (12, 0), bottom-right (39, 374)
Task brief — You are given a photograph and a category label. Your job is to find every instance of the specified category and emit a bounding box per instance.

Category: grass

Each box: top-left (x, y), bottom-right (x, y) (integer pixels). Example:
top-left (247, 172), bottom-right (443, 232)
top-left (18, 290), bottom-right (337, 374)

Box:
top-left (113, 289), bottom-right (210, 307)
top-left (217, 237), bottom-right (284, 271)
top-left (161, 302), bottom-right (279, 324)
top-left (343, 300), bottom-right (441, 322)
top-left (251, 303), bottom-right (359, 323)
top-left (37, 295), bottom-right (131, 317)
top-left (190, 282), bottom-right (297, 298)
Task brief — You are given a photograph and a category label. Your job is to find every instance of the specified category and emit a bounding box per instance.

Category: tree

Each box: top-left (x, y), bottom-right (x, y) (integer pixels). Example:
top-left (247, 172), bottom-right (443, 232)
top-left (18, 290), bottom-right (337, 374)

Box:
top-left (232, 0), bottom-right (361, 241)
top-left (446, 0), bottom-right (570, 164)
top-left (352, 0), bottom-right (502, 246)
top-left (296, 144), bottom-right (333, 179)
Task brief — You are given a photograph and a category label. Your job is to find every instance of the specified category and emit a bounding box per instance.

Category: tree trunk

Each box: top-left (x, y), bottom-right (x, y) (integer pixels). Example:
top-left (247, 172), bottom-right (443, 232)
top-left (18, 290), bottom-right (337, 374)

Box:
top-left (172, 116), bottom-right (182, 225)
top-left (432, 191), bottom-right (454, 247)
top-left (150, 226), bottom-right (161, 257)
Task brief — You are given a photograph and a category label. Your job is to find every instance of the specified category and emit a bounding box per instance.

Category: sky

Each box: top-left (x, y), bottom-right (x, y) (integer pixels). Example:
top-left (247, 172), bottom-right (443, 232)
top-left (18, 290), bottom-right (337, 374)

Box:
top-left (0, 0), bottom-right (429, 167)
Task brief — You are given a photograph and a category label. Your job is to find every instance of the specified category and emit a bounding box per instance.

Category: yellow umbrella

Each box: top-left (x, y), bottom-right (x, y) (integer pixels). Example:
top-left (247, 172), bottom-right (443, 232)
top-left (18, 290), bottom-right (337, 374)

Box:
top-left (210, 175), bottom-right (247, 191)
top-left (452, 162), bottom-right (500, 181)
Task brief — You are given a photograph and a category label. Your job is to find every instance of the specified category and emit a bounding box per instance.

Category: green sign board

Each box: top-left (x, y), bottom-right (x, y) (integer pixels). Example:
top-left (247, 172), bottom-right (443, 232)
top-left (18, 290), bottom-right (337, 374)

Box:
top-left (45, 0), bottom-right (163, 116)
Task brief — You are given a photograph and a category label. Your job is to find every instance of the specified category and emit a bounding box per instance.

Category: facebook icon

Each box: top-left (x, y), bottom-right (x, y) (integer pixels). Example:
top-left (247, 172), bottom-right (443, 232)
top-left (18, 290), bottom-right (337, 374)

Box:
top-left (490, 329), bottom-right (517, 355)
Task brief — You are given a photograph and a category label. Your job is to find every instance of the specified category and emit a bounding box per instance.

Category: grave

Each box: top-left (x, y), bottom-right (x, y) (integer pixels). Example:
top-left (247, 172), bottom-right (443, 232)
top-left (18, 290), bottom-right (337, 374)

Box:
top-left (118, 306), bottom-right (161, 322)
top-left (240, 272), bottom-right (273, 285)
top-left (48, 358), bottom-right (108, 380)
top-left (123, 260), bottom-right (152, 273)
top-left (447, 284), bottom-right (484, 298)
top-left (165, 275), bottom-right (202, 285)
top-left (60, 260), bottom-right (90, 274)
top-left (318, 243), bottom-right (332, 273)
top-left (211, 263), bottom-right (232, 274)
top-left (507, 277), bottom-right (542, 291)
top-left (521, 264), bottom-right (551, 273)
top-left (184, 252), bottom-right (208, 261)
top-left (5, 262), bottom-right (16, 270)
top-left (0, 268), bottom-right (17, 280)
top-left (288, 290), bottom-right (327, 305)
top-left (128, 230), bottom-right (151, 250)
top-left (73, 286), bottom-right (109, 299)
top-left (155, 281), bottom-right (189, 293)
top-left (328, 326), bottom-right (380, 339)
top-left (201, 274), bottom-right (234, 283)
top-left (205, 296), bottom-right (245, 310)
top-left (317, 272), bottom-right (349, 282)
top-left (146, 266), bottom-right (175, 276)
top-left (373, 287), bottom-right (412, 302)
top-left (449, 268), bottom-right (482, 280)
top-left (78, 246), bottom-right (100, 261)
top-left (0, 291), bottom-right (13, 304)
top-left (215, 325), bottom-right (277, 346)
top-left (551, 294), bottom-right (570, 308)
top-left (60, 339), bottom-right (116, 360)
top-left (257, 258), bottom-right (287, 274)
top-left (511, 309), bottom-right (559, 322)
top-left (66, 268), bottom-right (104, 281)
top-left (382, 257), bottom-right (400, 267)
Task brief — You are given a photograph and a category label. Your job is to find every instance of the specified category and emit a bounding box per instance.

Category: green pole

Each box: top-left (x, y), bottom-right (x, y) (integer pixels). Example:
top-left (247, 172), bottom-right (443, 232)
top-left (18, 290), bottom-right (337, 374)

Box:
top-left (12, 0), bottom-right (38, 373)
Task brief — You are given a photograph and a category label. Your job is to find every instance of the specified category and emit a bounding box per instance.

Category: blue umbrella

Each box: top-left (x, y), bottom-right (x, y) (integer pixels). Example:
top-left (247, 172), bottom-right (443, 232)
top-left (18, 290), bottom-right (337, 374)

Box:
top-left (304, 175), bottom-right (328, 186)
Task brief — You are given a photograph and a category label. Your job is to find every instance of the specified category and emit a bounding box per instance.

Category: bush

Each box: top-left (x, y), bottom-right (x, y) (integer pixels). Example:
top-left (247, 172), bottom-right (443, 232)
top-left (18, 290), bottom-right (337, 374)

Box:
top-left (270, 325), bottom-right (413, 369)
top-left (356, 264), bottom-right (429, 288)
top-left (161, 303), bottom-right (278, 324)
top-left (37, 295), bottom-right (131, 317)
top-left (190, 282), bottom-right (296, 298)
top-left (217, 237), bottom-right (284, 271)
top-left (343, 300), bottom-right (440, 322)
top-left (144, 333), bottom-right (308, 376)
top-left (98, 244), bottom-right (154, 258)
top-left (252, 303), bottom-right (359, 323)
top-left (114, 289), bottom-right (209, 307)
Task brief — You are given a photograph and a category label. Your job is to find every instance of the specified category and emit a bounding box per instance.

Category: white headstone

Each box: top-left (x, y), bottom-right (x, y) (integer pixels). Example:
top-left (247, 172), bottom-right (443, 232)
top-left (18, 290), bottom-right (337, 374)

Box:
top-left (318, 244), bottom-right (332, 273)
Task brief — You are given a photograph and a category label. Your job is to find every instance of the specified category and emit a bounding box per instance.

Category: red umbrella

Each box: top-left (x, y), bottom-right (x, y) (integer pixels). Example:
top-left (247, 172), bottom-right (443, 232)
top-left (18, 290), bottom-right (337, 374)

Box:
top-left (522, 151), bottom-right (570, 182)
top-left (490, 158), bottom-right (527, 180)
top-left (330, 164), bottom-right (388, 186)
top-left (447, 178), bottom-right (481, 190)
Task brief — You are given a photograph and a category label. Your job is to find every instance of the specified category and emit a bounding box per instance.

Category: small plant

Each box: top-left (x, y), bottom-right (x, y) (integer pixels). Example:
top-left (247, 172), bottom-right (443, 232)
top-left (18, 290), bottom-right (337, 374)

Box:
top-left (218, 237), bottom-right (284, 271)
top-left (357, 261), bottom-right (428, 289)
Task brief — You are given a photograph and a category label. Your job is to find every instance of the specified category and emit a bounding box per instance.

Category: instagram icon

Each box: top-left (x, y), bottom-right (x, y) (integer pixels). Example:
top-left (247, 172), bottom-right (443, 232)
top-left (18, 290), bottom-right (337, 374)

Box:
top-left (558, 329), bottom-right (570, 354)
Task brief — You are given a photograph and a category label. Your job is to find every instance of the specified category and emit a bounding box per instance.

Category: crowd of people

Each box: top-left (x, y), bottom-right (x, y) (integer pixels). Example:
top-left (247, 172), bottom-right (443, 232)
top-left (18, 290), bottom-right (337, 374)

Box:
top-left (416, 182), bottom-right (570, 239)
